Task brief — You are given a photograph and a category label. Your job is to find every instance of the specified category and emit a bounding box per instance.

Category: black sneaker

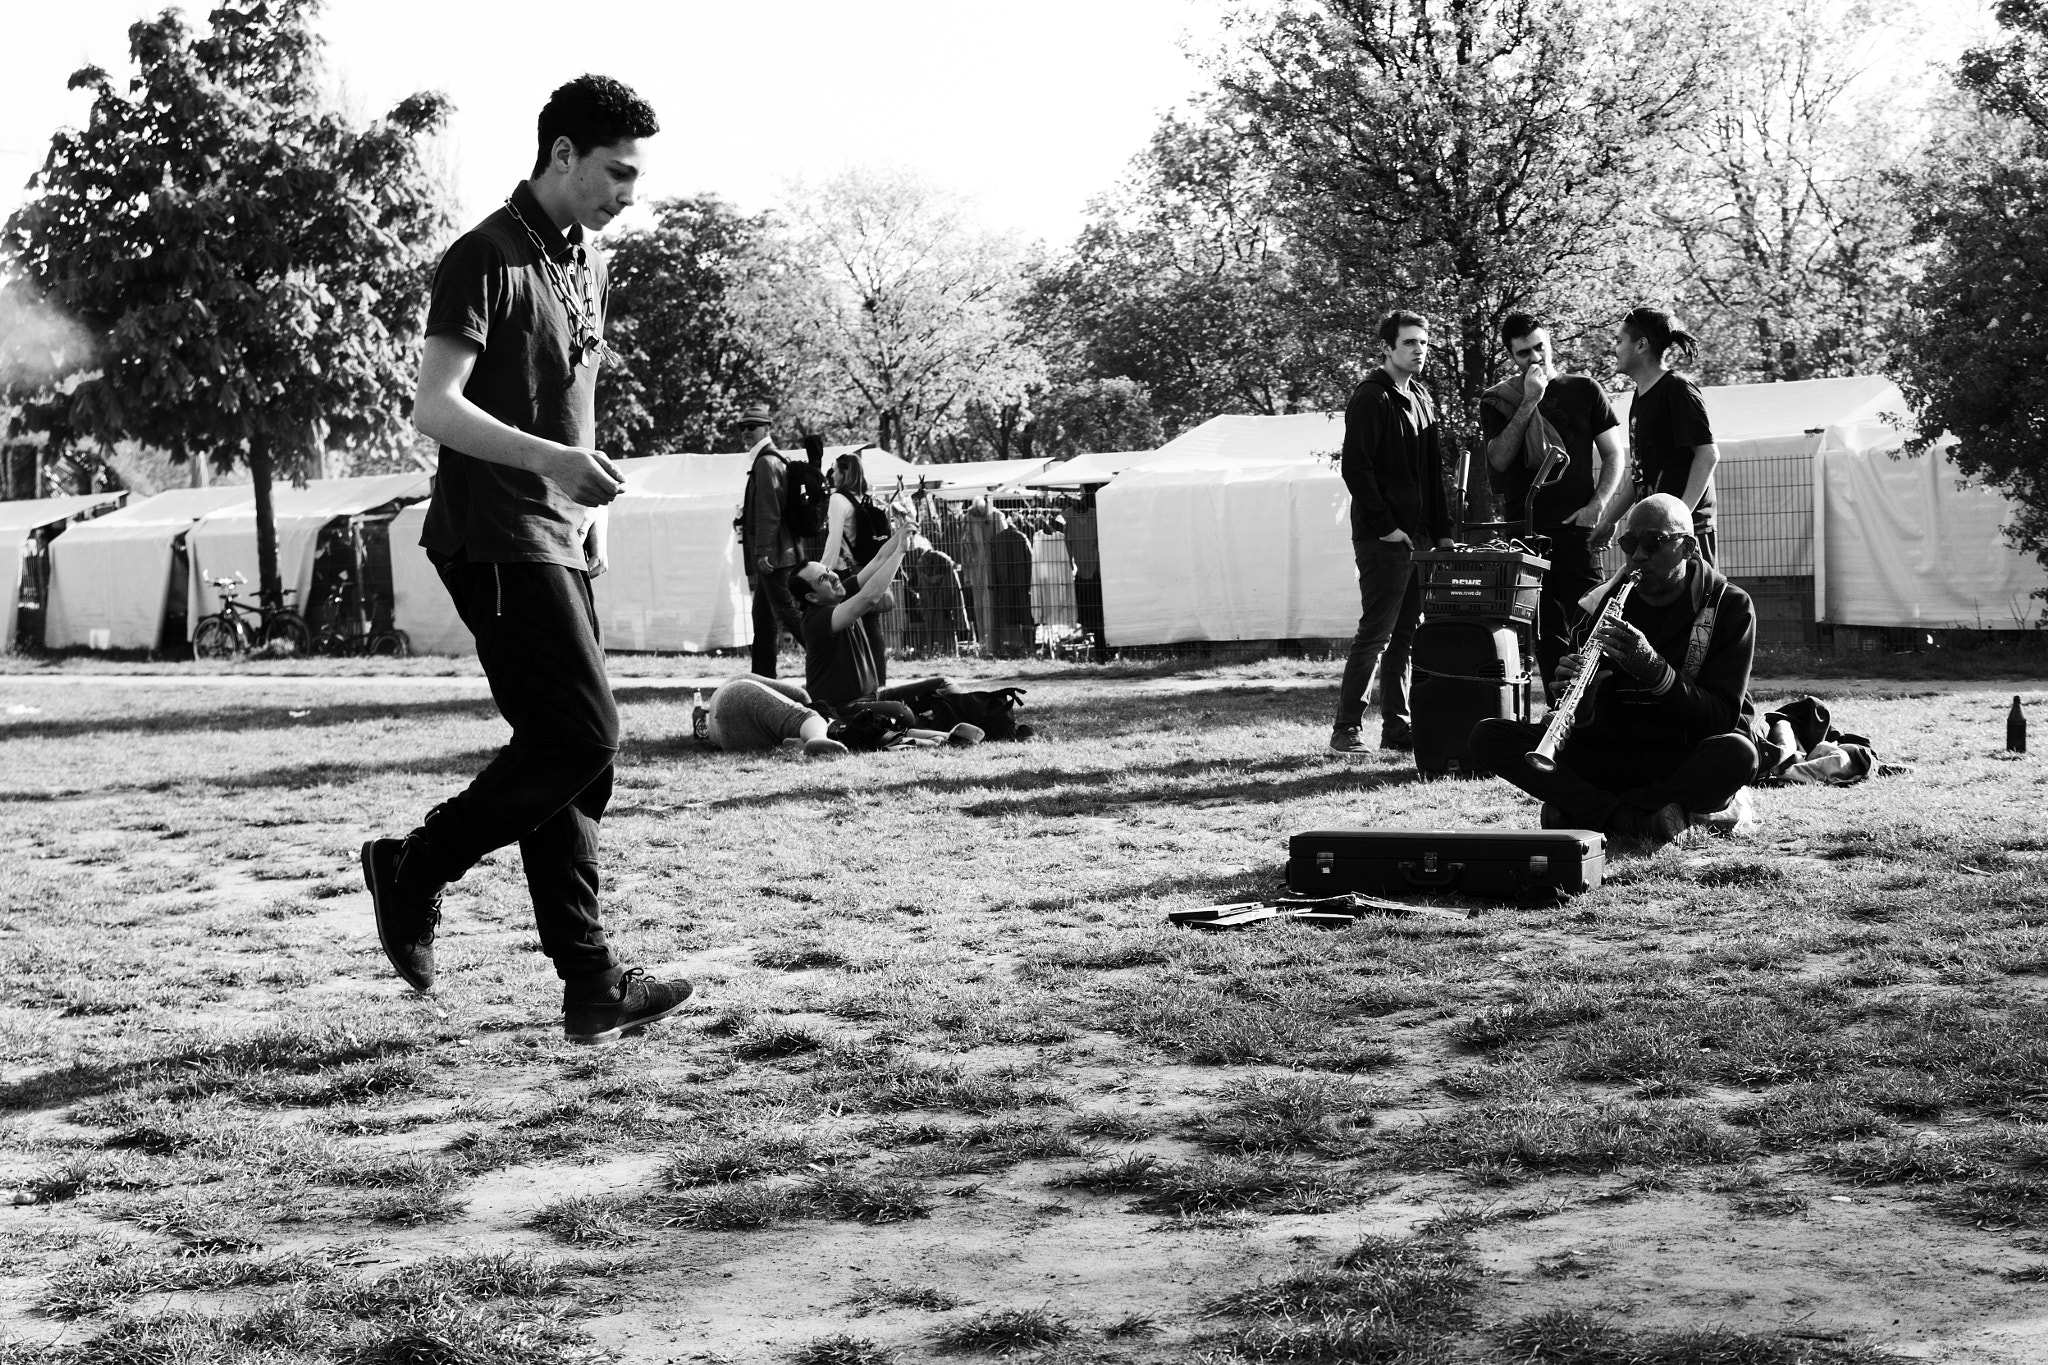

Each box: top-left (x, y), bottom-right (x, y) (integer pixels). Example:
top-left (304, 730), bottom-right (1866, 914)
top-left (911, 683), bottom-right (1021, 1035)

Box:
top-left (1329, 725), bottom-right (1371, 756)
top-left (563, 967), bottom-right (694, 1045)
top-left (1380, 721), bottom-right (1415, 752)
top-left (361, 838), bottom-right (439, 993)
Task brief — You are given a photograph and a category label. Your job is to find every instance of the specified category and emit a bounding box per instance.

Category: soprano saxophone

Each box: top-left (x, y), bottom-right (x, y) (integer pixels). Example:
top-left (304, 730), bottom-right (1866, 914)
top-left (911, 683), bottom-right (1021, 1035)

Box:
top-left (1526, 570), bottom-right (1640, 772)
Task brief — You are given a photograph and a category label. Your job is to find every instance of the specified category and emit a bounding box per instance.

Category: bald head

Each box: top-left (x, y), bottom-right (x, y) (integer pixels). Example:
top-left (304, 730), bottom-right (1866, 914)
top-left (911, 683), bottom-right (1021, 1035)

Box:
top-left (1627, 494), bottom-right (1692, 539)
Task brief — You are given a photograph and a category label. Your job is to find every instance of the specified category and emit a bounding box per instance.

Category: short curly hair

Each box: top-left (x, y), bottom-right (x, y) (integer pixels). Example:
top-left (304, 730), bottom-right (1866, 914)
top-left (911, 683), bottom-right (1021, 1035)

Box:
top-left (532, 75), bottom-right (660, 175)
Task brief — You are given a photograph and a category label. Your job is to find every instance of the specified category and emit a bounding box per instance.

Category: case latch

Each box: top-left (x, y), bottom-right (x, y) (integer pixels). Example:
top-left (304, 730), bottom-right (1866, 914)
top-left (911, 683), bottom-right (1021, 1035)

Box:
top-left (1529, 855), bottom-right (1550, 877)
top-left (1316, 851), bottom-right (1333, 875)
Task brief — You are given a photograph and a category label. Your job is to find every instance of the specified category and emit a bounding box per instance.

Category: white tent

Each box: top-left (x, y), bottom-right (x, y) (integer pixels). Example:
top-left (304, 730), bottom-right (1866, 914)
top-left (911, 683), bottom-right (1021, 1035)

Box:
top-left (1097, 378), bottom-right (2048, 645)
top-left (45, 487), bottom-right (253, 650)
top-left (386, 503), bottom-right (471, 656)
top-left (1, 493), bottom-right (128, 650)
top-left (912, 458), bottom-right (1053, 499)
top-left (1018, 450), bottom-right (1163, 489)
top-left (186, 474), bottom-right (430, 636)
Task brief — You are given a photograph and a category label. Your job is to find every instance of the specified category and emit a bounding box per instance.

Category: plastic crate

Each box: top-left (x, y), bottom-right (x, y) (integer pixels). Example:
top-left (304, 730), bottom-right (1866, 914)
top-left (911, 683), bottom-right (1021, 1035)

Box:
top-left (1413, 549), bottom-right (1549, 623)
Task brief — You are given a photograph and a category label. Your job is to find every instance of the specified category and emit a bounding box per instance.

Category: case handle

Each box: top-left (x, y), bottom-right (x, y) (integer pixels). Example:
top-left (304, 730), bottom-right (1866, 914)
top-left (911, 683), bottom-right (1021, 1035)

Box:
top-left (1397, 855), bottom-right (1464, 889)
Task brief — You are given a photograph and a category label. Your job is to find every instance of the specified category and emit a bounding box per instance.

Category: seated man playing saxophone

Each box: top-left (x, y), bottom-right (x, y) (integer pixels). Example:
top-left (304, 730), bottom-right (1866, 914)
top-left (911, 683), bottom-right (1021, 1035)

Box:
top-left (1468, 494), bottom-right (1758, 849)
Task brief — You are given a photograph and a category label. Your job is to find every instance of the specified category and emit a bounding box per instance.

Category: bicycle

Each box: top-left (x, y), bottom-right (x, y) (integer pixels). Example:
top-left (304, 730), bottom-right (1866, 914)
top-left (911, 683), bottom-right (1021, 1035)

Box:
top-left (191, 573), bottom-right (312, 659)
top-left (310, 574), bottom-right (410, 657)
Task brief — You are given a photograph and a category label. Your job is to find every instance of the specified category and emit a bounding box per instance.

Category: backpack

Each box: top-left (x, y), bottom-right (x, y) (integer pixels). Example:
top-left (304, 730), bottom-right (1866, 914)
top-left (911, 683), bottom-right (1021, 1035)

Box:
top-left (784, 454), bottom-right (831, 540)
top-left (850, 494), bottom-right (893, 566)
top-left (926, 686), bottom-right (1032, 741)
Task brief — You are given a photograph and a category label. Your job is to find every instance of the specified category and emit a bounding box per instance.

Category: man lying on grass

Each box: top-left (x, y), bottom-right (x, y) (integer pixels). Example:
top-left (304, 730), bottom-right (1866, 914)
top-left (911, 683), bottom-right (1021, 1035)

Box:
top-left (793, 526), bottom-right (982, 747)
top-left (1469, 493), bottom-right (1759, 849)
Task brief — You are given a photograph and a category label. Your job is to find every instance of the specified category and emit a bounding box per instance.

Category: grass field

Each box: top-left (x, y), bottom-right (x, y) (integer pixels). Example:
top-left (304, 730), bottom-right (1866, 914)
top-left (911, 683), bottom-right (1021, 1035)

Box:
top-left (1, 659), bottom-right (2046, 1364)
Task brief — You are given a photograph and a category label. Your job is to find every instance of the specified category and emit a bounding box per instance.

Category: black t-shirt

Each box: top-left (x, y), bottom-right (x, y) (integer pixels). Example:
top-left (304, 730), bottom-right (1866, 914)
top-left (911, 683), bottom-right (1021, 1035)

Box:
top-left (1628, 372), bottom-right (1715, 528)
top-left (802, 594), bottom-right (879, 709)
top-left (1479, 375), bottom-right (1618, 528)
top-left (419, 181), bottom-right (608, 568)
top-left (1620, 582), bottom-right (1695, 666)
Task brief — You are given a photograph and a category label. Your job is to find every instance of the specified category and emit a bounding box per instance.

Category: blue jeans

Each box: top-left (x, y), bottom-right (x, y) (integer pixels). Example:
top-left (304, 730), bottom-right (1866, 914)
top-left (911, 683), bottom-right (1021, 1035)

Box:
top-left (1336, 537), bottom-right (1420, 731)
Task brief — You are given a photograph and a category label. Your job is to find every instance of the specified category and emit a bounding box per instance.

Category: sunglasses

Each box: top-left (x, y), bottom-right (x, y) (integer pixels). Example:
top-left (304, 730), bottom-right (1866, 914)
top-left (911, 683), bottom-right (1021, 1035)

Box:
top-left (1618, 530), bottom-right (1689, 556)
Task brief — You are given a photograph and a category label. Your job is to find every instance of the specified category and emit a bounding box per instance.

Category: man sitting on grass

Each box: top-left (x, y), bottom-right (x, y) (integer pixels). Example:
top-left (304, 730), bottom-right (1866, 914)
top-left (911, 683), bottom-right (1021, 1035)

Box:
top-left (793, 524), bottom-right (981, 746)
top-left (1468, 493), bottom-right (1758, 849)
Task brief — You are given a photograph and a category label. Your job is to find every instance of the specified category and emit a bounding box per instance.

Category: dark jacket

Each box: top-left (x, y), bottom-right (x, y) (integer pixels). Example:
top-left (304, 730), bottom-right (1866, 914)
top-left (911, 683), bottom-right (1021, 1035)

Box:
top-left (742, 443), bottom-right (798, 579)
top-left (1341, 369), bottom-right (1455, 544)
top-left (1583, 560), bottom-right (1756, 750)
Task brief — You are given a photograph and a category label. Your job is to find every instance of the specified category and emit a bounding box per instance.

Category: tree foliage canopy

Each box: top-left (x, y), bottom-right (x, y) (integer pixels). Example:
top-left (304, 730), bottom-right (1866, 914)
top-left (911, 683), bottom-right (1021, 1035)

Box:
top-left (596, 195), bottom-right (780, 457)
top-left (1891, 0), bottom-right (2048, 568)
top-left (1, 0), bottom-right (450, 598)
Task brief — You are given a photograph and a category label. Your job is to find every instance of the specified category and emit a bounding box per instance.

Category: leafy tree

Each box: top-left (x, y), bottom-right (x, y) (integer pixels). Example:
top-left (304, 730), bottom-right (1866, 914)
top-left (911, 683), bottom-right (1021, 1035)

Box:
top-left (1890, 0), bottom-right (2048, 570)
top-left (1214, 0), bottom-right (1706, 420)
top-left (0, 1), bottom-right (451, 606)
top-left (1650, 0), bottom-right (1921, 383)
top-left (1024, 378), bottom-right (1167, 462)
top-left (776, 167), bottom-right (1042, 460)
top-left (1022, 105), bottom-right (1355, 436)
top-left (595, 195), bottom-right (781, 456)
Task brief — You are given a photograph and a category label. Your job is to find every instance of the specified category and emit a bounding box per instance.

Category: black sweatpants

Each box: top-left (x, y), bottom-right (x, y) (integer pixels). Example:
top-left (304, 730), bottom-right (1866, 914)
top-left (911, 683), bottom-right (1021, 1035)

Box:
top-left (750, 567), bottom-right (804, 677)
top-left (1468, 718), bottom-right (1756, 828)
top-left (409, 553), bottom-right (618, 980)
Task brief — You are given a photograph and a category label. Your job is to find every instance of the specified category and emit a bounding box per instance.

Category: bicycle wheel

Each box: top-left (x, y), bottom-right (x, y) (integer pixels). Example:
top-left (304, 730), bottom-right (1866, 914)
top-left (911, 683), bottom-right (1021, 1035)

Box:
top-left (193, 616), bottom-right (247, 660)
top-left (264, 611), bottom-right (313, 656)
top-left (367, 630), bottom-right (411, 658)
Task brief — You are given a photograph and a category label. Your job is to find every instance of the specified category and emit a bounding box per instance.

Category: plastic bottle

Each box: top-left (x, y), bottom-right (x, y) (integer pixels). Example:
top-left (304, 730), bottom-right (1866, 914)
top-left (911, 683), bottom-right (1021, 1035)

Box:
top-left (2011, 695), bottom-right (2028, 754)
top-left (692, 689), bottom-right (709, 746)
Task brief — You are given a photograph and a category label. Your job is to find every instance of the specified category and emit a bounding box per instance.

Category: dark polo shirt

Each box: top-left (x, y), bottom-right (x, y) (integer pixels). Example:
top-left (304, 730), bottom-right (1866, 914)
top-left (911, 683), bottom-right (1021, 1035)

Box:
top-left (1479, 375), bottom-right (1618, 528)
top-left (420, 181), bottom-right (607, 568)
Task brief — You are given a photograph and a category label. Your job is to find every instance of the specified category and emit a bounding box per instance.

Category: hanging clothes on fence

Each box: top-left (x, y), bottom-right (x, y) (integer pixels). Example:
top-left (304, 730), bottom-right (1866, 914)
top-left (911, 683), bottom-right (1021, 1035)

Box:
top-left (1031, 531), bottom-right (1078, 634)
top-left (989, 515), bottom-right (1035, 656)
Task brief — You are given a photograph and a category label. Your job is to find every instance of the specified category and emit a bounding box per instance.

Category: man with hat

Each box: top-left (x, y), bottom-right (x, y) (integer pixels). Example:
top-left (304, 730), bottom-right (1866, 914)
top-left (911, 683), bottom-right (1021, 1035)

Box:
top-left (738, 401), bottom-right (804, 677)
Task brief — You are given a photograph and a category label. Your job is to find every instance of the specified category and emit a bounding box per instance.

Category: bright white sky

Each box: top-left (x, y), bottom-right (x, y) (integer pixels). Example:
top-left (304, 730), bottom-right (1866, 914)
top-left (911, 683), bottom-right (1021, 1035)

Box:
top-left (0, 0), bottom-right (1224, 249)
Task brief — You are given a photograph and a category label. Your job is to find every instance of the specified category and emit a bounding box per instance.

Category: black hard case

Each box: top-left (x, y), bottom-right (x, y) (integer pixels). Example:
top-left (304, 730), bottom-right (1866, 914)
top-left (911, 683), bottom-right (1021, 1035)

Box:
top-left (1285, 828), bottom-right (1606, 901)
top-left (1411, 619), bottom-right (1531, 777)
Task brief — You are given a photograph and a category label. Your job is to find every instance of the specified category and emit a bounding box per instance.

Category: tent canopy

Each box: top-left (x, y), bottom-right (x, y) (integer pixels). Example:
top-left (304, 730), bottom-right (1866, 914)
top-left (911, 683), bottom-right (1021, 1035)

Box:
top-left (1098, 376), bottom-right (2048, 644)
top-left (1019, 450), bottom-right (1161, 489)
top-left (0, 492), bottom-right (127, 651)
top-left (912, 458), bottom-right (1052, 498)
top-left (0, 492), bottom-right (126, 534)
top-left (186, 473), bottom-right (431, 634)
top-left (45, 487), bottom-right (253, 650)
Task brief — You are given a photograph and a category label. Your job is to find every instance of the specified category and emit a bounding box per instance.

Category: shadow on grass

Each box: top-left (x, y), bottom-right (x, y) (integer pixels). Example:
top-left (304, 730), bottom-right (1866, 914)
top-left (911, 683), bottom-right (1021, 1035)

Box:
top-left (0, 696), bottom-right (506, 744)
top-left (697, 751), bottom-right (1422, 815)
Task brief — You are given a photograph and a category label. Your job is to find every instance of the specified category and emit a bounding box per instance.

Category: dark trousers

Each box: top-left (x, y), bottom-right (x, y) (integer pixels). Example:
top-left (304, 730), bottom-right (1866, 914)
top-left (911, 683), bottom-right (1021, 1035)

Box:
top-left (1468, 718), bottom-right (1756, 827)
top-left (1074, 574), bottom-right (1106, 655)
top-left (1534, 525), bottom-right (1602, 696)
top-left (412, 555), bottom-right (619, 980)
top-left (1695, 525), bottom-right (1718, 568)
top-left (750, 567), bottom-right (804, 677)
top-left (1336, 537), bottom-right (1420, 731)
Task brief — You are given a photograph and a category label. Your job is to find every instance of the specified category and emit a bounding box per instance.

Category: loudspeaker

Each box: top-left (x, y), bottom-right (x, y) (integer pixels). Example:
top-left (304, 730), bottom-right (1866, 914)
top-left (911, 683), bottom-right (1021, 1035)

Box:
top-left (1412, 620), bottom-right (1528, 777)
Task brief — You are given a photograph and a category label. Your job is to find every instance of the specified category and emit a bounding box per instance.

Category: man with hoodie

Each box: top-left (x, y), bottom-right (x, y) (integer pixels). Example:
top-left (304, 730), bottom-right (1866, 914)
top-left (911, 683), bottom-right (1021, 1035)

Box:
top-left (1330, 310), bottom-right (1458, 756)
top-left (1467, 494), bottom-right (1758, 848)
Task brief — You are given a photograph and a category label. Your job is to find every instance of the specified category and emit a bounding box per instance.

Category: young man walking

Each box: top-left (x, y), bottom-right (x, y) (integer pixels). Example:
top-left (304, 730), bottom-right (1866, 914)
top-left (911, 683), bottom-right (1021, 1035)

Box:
top-left (361, 75), bottom-right (691, 1044)
top-left (1598, 306), bottom-right (1722, 566)
top-left (1330, 310), bottom-right (1458, 756)
top-left (737, 403), bottom-right (803, 678)
top-left (1479, 313), bottom-right (1627, 691)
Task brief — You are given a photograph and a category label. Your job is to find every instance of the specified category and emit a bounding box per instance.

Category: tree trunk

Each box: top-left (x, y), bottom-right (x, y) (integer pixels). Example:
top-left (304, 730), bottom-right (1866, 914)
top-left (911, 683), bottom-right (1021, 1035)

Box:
top-left (250, 443), bottom-right (283, 610)
top-left (191, 454), bottom-right (210, 488)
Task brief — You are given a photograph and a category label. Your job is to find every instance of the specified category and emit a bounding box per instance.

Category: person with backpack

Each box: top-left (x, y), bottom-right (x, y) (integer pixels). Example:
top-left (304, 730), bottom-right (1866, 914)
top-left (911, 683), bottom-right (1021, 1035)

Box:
top-left (737, 402), bottom-right (828, 678)
top-left (819, 449), bottom-right (896, 686)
